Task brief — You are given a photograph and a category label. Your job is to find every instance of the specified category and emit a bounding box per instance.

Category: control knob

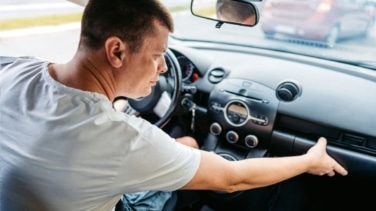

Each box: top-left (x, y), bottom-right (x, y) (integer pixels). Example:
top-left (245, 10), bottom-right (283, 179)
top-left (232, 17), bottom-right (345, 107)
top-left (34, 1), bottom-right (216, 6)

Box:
top-left (226, 131), bottom-right (239, 144)
top-left (210, 122), bottom-right (222, 136)
top-left (245, 135), bottom-right (258, 148)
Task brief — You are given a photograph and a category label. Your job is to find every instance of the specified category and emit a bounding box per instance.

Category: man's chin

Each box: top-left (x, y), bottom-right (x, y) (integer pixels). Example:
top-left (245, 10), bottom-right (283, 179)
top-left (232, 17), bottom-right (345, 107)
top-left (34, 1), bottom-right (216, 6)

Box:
top-left (140, 90), bottom-right (152, 98)
top-left (145, 89), bottom-right (152, 96)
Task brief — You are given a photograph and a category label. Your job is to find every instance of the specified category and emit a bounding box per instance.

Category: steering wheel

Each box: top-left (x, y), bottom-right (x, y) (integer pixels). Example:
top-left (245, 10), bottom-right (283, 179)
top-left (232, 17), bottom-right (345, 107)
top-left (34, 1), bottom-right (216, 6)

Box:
top-left (127, 49), bottom-right (182, 128)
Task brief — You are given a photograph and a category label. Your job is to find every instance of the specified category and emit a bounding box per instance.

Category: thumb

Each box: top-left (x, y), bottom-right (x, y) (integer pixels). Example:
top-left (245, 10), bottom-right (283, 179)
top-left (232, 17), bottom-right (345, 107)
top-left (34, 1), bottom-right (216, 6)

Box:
top-left (317, 137), bottom-right (327, 147)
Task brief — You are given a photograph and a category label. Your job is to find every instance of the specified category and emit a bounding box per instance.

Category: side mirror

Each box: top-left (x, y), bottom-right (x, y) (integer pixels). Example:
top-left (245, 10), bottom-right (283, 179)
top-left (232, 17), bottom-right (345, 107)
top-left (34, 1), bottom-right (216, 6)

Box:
top-left (191, 0), bottom-right (259, 28)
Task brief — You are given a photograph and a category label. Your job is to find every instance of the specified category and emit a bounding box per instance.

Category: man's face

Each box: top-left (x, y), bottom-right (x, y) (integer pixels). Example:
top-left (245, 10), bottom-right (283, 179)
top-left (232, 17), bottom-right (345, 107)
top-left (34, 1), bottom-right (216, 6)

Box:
top-left (119, 21), bottom-right (169, 99)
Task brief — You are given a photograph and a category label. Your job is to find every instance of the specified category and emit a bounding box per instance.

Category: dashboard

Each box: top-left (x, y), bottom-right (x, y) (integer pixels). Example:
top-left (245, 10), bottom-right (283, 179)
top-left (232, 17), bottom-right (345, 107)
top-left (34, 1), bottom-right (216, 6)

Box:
top-left (167, 42), bottom-right (376, 179)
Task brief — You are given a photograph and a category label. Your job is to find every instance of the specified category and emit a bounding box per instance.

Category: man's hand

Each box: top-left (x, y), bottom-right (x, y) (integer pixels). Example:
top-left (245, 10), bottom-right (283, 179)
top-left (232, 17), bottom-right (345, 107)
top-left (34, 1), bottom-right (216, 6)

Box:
top-left (305, 137), bottom-right (348, 176)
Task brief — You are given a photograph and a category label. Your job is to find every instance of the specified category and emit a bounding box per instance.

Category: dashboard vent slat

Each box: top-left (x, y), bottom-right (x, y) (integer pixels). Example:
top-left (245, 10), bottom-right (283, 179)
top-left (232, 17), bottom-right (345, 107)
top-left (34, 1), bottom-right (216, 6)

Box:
top-left (342, 133), bottom-right (366, 146)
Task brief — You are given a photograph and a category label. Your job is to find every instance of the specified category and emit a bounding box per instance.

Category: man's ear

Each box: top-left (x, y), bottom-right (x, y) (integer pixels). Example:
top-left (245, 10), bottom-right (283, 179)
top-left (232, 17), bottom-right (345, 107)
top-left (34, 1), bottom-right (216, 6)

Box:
top-left (105, 36), bottom-right (126, 68)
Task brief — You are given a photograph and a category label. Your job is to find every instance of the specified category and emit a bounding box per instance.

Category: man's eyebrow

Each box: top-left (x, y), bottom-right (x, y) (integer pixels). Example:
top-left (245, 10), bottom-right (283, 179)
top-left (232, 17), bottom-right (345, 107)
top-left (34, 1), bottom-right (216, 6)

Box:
top-left (157, 49), bottom-right (167, 55)
top-left (152, 45), bottom-right (166, 53)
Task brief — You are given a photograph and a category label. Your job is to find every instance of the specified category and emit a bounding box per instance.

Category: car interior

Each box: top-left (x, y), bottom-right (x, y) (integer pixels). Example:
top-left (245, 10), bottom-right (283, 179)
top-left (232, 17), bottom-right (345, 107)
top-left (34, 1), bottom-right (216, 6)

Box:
top-left (129, 1), bottom-right (376, 210)
top-left (2, 0), bottom-right (376, 210)
top-left (155, 43), bottom-right (376, 211)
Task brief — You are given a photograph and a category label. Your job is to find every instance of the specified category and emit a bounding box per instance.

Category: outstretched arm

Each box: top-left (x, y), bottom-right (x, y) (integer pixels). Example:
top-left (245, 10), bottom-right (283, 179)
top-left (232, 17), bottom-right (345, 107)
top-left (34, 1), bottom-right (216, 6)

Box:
top-left (181, 137), bottom-right (347, 192)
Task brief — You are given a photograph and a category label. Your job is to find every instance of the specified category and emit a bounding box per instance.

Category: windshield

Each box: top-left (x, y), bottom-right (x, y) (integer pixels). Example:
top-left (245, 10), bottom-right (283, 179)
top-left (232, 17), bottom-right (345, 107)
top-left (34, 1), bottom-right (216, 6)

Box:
top-left (0, 0), bottom-right (374, 70)
top-left (164, 0), bottom-right (376, 70)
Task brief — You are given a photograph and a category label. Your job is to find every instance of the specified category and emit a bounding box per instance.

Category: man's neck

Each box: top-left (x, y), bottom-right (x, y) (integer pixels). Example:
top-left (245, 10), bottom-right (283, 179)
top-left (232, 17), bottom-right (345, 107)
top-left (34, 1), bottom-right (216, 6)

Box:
top-left (48, 50), bottom-right (116, 101)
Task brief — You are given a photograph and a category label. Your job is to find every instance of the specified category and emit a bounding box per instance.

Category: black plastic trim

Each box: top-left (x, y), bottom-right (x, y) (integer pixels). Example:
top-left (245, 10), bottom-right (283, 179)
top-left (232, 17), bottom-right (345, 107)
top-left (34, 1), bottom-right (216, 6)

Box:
top-left (271, 130), bottom-right (376, 179)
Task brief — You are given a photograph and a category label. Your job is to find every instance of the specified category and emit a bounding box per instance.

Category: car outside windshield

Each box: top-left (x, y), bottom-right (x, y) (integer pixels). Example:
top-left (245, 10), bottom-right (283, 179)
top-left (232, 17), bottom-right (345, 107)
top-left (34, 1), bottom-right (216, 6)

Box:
top-left (166, 0), bottom-right (376, 70)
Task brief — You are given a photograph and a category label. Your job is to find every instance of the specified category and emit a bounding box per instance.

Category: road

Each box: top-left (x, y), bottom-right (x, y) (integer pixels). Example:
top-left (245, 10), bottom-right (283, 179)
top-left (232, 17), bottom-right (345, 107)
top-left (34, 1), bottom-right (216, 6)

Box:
top-left (0, 0), bottom-right (375, 63)
top-left (0, 0), bottom-right (84, 20)
top-left (0, 0), bottom-right (190, 63)
top-left (0, 0), bottom-right (188, 20)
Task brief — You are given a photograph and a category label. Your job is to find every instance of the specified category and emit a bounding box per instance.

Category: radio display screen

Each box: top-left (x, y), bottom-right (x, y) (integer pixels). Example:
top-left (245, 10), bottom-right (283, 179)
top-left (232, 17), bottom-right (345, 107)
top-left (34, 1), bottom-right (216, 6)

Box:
top-left (228, 104), bottom-right (247, 116)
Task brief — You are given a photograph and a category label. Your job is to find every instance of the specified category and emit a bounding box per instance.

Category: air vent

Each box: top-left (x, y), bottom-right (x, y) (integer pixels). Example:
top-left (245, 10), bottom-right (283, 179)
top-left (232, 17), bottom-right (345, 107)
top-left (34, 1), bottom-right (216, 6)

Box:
top-left (342, 133), bottom-right (366, 146)
top-left (276, 81), bottom-right (300, 102)
top-left (208, 68), bottom-right (225, 83)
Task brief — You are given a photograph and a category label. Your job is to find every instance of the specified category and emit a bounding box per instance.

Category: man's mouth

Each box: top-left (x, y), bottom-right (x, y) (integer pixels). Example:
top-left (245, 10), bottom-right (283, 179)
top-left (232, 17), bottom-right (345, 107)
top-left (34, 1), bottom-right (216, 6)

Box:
top-left (150, 77), bottom-right (159, 86)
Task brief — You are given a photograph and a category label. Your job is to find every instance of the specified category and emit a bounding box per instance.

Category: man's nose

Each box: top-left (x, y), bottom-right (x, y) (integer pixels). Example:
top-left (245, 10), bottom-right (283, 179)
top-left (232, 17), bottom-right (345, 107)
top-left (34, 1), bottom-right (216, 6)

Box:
top-left (158, 59), bottom-right (168, 74)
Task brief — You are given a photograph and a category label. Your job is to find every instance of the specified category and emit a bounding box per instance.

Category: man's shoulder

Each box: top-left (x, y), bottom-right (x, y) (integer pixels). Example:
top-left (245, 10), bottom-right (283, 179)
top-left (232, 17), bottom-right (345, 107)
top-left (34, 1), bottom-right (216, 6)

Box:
top-left (1, 56), bottom-right (47, 70)
top-left (0, 56), bottom-right (18, 68)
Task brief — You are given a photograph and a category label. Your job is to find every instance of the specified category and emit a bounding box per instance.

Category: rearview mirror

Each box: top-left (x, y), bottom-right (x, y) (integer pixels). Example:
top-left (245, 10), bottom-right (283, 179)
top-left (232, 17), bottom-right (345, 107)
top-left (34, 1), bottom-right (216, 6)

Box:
top-left (191, 0), bottom-right (259, 28)
top-left (67, 0), bottom-right (87, 6)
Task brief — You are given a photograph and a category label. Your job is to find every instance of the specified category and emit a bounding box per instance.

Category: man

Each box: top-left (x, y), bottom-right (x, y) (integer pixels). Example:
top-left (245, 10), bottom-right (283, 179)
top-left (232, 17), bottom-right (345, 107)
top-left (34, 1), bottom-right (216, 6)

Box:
top-left (0, 0), bottom-right (347, 211)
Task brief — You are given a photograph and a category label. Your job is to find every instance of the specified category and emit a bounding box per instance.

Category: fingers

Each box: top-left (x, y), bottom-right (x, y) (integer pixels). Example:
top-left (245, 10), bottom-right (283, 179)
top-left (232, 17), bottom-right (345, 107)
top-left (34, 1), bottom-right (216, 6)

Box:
top-left (333, 161), bottom-right (348, 176)
top-left (319, 136), bottom-right (348, 176)
top-left (317, 137), bottom-right (327, 146)
top-left (327, 171), bottom-right (335, 177)
top-left (320, 164), bottom-right (347, 177)
top-left (316, 165), bottom-right (348, 177)
top-left (316, 136), bottom-right (348, 176)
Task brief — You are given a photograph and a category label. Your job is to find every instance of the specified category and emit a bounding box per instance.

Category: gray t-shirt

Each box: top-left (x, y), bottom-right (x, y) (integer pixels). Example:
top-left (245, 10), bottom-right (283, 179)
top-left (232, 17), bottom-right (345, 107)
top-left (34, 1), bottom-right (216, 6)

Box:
top-left (0, 57), bottom-right (201, 211)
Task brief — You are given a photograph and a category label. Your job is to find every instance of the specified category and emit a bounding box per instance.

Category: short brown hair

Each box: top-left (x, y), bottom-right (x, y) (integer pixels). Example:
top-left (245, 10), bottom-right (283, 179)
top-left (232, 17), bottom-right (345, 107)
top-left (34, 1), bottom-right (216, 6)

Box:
top-left (217, 0), bottom-right (255, 23)
top-left (79, 0), bottom-right (174, 53)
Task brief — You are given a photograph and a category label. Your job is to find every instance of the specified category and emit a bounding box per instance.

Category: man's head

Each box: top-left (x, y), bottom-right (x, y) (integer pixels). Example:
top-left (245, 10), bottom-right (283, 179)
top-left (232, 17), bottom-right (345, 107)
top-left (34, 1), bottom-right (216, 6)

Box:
top-left (216, 0), bottom-right (256, 26)
top-left (73, 0), bottom-right (174, 99)
top-left (79, 0), bottom-right (174, 53)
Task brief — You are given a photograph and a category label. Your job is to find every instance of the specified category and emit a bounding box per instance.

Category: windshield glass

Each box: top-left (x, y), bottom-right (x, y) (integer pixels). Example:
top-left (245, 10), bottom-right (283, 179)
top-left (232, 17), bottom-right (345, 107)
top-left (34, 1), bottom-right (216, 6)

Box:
top-left (164, 0), bottom-right (376, 70)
